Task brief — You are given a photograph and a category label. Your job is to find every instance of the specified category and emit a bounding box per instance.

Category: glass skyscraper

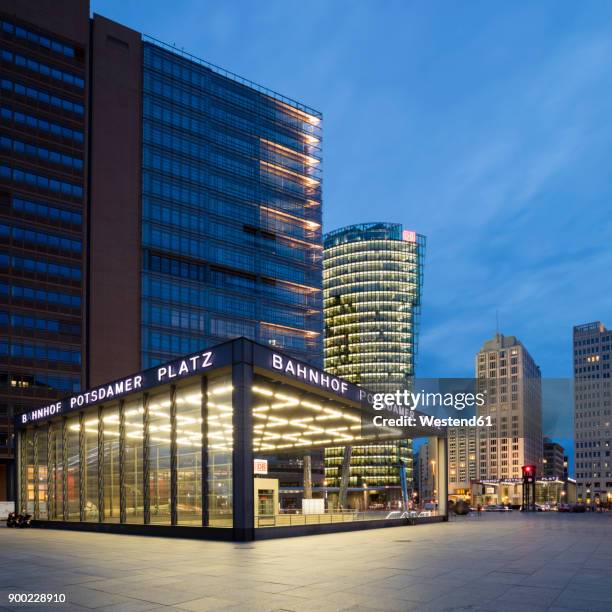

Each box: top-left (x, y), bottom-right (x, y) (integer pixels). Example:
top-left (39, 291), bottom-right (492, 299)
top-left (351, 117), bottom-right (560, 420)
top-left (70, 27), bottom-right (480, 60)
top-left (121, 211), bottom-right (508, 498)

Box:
top-left (139, 41), bottom-right (323, 368)
top-left (323, 223), bottom-right (425, 503)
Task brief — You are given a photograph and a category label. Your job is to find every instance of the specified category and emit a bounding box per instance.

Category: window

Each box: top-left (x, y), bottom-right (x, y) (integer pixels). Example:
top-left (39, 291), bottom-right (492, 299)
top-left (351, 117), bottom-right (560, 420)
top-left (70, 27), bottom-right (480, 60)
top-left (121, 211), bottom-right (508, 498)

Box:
top-left (176, 382), bottom-right (202, 525)
top-left (102, 405), bottom-right (120, 523)
top-left (123, 398), bottom-right (144, 523)
top-left (207, 375), bottom-right (233, 527)
top-left (147, 390), bottom-right (171, 524)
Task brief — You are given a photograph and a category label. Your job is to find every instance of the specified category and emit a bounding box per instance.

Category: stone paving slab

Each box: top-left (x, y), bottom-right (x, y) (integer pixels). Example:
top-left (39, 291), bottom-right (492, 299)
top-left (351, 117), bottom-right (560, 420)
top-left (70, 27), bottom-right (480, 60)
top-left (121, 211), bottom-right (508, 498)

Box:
top-left (0, 513), bottom-right (610, 611)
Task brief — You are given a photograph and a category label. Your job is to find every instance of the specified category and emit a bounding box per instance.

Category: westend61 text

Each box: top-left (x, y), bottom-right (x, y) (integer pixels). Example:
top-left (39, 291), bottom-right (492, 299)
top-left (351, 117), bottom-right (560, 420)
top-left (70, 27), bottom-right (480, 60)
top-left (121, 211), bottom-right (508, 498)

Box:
top-left (373, 414), bottom-right (493, 428)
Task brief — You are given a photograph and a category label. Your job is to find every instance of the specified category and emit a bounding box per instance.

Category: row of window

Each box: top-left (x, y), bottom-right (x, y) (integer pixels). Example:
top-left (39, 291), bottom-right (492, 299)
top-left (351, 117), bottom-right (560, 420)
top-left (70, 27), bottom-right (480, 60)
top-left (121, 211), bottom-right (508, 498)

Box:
top-left (0, 252), bottom-right (81, 281)
top-left (1, 107), bottom-right (84, 143)
top-left (1, 20), bottom-right (77, 58)
top-left (144, 44), bottom-right (320, 137)
top-left (0, 311), bottom-right (80, 335)
top-left (142, 273), bottom-right (254, 316)
top-left (0, 164), bottom-right (83, 198)
top-left (0, 48), bottom-right (84, 88)
top-left (0, 135), bottom-right (83, 170)
top-left (143, 95), bottom-right (313, 166)
top-left (12, 196), bottom-right (82, 226)
top-left (144, 252), bottom-right (315, 312)
top-left (0, 282), bottom-right (81, 307)
top-left (0, 223), bottom-right (81, 253)
top-left (0, 341), bottom-right (80, 364)
top-left (1, 78), bottom-right (84, 115)
top-left (144, 67), bottom-right (317, 145)
top-left (0, 370), bottom-right (80, 393)
top-left (144, 122), bottom-right (256, 178)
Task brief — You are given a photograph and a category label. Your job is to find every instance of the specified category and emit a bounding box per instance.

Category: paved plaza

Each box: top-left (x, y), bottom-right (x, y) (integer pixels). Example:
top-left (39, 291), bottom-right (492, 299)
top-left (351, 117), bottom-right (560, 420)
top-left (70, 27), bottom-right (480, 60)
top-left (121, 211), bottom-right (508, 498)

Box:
top-left (0, 514), bottom-right (611, 611)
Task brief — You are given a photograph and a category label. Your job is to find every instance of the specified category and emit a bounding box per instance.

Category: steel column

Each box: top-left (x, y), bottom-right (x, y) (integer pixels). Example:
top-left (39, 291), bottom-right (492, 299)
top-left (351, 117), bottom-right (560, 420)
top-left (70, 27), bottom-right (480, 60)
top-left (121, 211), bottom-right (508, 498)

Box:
top-left (170, 385), bottom-right (177, 526)
top-left (97, 405), bottom-right (104, 522)
top-left (201, 376), bottom-right (208, 526)
top-left (142, 393), bottom-right (150, 524)
top-left (119, 400), bottom-right (126, 523)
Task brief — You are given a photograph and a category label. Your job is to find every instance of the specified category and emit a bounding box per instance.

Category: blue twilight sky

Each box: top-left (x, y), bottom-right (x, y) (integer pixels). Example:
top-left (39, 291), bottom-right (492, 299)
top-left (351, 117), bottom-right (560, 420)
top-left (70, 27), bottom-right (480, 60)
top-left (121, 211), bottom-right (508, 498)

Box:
top-left (92, 0), bottom-right (612, 458)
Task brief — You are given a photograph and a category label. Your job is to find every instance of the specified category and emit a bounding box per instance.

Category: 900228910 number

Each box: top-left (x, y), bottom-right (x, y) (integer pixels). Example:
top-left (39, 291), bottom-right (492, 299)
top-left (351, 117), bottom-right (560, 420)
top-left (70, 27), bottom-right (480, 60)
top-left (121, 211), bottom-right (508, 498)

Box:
top-left (8, 593), bottom-right (66, 604)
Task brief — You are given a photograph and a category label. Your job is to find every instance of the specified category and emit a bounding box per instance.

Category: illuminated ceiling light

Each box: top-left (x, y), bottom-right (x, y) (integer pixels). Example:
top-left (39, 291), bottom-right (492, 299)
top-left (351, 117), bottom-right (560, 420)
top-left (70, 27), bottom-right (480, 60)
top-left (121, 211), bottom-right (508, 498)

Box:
top-left (301, 400), bottom-right (322, 411)
top-left (252, 385), bottom-right (274, 396)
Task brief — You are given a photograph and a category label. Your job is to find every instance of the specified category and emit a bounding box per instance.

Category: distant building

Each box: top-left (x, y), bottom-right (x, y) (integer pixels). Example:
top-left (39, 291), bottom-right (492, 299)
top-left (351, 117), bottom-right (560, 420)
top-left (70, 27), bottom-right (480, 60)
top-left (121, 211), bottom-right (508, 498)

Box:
top-left (447, 426), bottom-right (478, 499)
top-left (475, 333), bottom-right (543, 505)
top-left (543, 438), bottom-right (565, 479)
top-left (573, 322), bottom-right (612, 503)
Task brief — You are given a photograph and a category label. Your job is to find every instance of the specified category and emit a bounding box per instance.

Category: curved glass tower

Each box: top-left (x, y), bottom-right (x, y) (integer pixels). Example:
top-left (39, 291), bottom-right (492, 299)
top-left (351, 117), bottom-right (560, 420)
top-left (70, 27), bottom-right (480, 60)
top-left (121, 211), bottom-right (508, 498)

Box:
top-left (323, 222), bottom-right (425, 505)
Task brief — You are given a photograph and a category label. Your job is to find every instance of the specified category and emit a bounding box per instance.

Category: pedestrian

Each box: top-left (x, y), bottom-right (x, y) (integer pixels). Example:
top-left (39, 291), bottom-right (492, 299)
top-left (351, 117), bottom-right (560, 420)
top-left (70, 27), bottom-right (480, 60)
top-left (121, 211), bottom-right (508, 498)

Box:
top-left (477, 503), bottom-right (482, 518)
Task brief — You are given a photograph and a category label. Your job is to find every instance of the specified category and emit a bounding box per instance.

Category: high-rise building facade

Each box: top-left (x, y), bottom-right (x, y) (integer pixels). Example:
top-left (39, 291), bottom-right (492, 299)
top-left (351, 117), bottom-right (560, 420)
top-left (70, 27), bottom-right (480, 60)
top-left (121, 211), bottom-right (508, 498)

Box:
top-left (323, 223), bottom-right (425, 503)
top-left (0, 0), bottom-right (89, 500)
top-left (447, 426), bottom-right (478, 498)
top-left (543, 437), bottom-right (565, 480)
top-left (89, 22), bottom-right (323, 383)
top-left (573, 321), bottom-right (612, 503)
top-left (0, 0), bottom-right (323, 501)
top-left (476, 333), bottom-right (542, 503)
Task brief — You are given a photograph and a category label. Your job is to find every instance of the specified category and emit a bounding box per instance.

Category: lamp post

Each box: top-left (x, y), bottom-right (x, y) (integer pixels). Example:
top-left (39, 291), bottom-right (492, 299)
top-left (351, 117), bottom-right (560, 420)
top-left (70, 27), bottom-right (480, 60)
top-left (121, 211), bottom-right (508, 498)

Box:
top-left (431, 459), bottom-right (437, 504)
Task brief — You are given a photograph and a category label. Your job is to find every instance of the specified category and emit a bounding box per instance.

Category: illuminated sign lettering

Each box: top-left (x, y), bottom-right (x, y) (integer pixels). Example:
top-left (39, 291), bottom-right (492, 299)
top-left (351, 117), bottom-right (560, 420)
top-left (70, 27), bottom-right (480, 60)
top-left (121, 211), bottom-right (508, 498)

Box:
top-left (271, 353), bottom-right (348, 395)
top-left (156, 351), bottom-right (213, 382)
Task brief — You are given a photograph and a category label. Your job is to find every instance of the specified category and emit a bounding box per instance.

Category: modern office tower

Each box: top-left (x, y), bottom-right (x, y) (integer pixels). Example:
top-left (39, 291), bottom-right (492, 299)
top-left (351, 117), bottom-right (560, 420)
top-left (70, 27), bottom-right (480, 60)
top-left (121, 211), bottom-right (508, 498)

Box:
top-left (476, 333), bottom-right (542, 504)
top-left (543, 437), bottom-right (565, 479)
top-left (323, 223), bottom-right (425, 505)
top-left (0, 0), bottom-right (89, 500)
top-left (573, 322), bottom-right (612, 503)
top-left (89, 19), bottom-right (323, 382)
top-left (447, 426), bottom-right (478, 499)
top-left (0, 0), bottom-right (323, 501)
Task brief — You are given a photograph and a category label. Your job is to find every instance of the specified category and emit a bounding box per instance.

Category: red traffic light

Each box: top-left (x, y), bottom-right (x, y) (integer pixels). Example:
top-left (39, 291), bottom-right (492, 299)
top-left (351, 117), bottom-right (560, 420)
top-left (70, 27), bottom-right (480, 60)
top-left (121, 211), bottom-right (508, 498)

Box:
top-left (522, 464), bottom-right (536, 474)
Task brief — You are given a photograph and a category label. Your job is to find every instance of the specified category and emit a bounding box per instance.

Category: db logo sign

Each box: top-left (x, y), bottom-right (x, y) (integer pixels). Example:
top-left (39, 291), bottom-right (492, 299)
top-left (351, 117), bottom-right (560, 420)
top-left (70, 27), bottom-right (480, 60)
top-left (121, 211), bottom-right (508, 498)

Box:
top-left (254, 459), bottom-right (268, 475)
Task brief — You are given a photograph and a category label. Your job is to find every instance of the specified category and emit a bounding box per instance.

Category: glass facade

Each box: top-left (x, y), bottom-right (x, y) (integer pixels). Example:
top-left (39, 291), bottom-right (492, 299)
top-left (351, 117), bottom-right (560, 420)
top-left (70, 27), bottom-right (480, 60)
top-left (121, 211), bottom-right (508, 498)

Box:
top-left (0, 12), bottom-right (86, 495)
top-left (17, 371), bottom-right (234, 528)
top-left (323, 223), bottom-right (426, 497)
top-left (140, 41), bottom-right (323, 369)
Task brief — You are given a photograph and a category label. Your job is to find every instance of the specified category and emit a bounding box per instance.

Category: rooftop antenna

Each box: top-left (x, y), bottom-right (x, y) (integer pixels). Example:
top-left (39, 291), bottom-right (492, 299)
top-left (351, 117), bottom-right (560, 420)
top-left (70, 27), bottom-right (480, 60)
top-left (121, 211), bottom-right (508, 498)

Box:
top-left (496, 310), bottom-right (500, 338)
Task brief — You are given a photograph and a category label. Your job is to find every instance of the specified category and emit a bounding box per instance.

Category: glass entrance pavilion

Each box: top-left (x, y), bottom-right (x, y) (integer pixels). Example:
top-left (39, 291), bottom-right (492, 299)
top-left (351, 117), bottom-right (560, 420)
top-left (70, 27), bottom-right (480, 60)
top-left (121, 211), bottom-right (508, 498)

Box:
top-left (14, 338), bottom-right (448, 540)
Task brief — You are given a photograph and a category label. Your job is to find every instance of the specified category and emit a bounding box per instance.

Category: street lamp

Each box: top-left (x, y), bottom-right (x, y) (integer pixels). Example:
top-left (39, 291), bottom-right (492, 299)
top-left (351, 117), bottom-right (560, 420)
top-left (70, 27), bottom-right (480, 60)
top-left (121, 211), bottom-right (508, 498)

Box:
top-left (431, 459), bottom-right (437, 503)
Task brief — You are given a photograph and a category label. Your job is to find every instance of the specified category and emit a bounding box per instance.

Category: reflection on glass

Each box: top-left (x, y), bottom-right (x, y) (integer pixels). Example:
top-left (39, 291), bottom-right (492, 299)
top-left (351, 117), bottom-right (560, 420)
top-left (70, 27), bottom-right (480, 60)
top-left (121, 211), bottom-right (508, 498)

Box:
top-left (83, 416), bottom-right (98, 521)
top-left (50, 422), bottom-right (63, 520)
top-left (176, 382), bottom-right (202, 525)
top-left (103, 405), bottom-right (120, 522)
top-left (36, 429), bottom-right (48, 519)
top-left (66, 417), bottom-right (80, 520)
top-left (25, 429), bottom-right (35, 514)
top-left (207, 375), bottom-right (233, 527)
top-left (148, 390), bottom-right (171, 524)
top-left (124, 398), bottom-right (144, 523)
